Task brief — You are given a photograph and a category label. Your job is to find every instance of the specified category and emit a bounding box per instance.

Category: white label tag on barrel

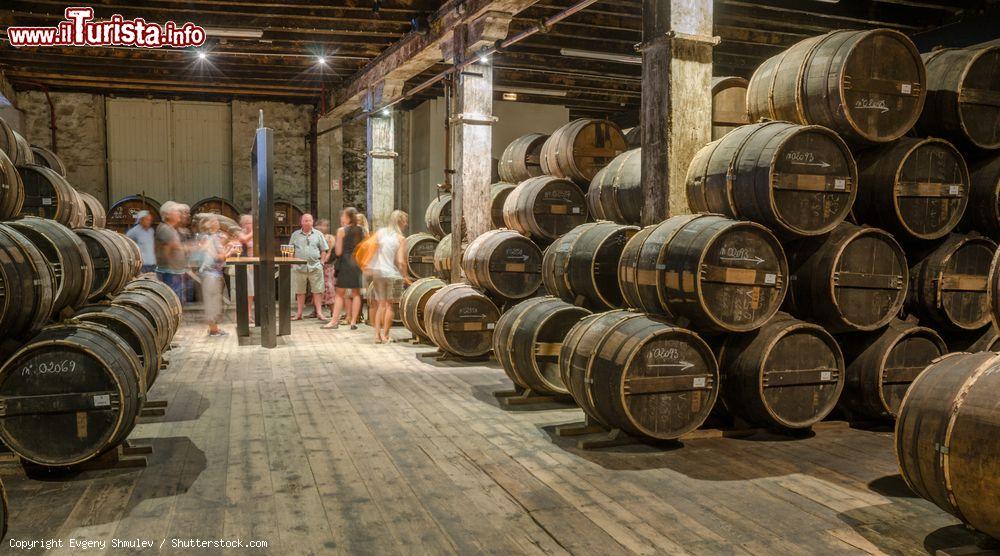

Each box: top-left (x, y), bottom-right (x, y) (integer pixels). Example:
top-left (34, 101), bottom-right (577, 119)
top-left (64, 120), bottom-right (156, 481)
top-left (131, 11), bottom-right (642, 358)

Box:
top-left (834, 179), bottom-right (846, 190)
top-left (42, 198), bottom-right (52, 205)
top-left (764, 273), bottom-right (777, 285)
top-left (571, 207), bottom-right (581, 214)
top-left (693, 377), bottom-right (706, 388)
top-left (949, 185), bottom-right (960, 196)
top-left (901, 83), bottom-right (912, 94)
top-left (821, 371), bottom-right (832, 381)
top-left (656, 264), bottom-right (667, 270)
top-left (486, 323), bottom-right (495, 330)
top-left (93, 394), bottom-right (111, 407)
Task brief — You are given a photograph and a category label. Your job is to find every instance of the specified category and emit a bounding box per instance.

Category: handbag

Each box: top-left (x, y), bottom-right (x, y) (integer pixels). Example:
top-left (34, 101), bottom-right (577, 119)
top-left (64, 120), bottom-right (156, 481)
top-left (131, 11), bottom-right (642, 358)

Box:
top-left (354, 232), bottom-right (379, 271)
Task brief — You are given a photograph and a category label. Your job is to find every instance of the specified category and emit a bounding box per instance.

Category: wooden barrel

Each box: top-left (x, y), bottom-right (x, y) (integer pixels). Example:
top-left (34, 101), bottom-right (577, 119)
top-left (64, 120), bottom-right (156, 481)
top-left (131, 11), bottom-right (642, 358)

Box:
top-left (29, 145), bottom-right (67, 177)
top-left (424, 283), bottom-right (500, 357)
top-left (424, 194), bottom-right (454, 239)
top-left (785, 223), bottom-right (907, 333)
top-left (716, 313), bottom-right (844, 429)
top-left (0, 118), bottom-right (32, 167)
top-left (274, 200), bottom-right (304, 244)
top-left (895, 351), bottom-right (1000, 539)
top-left (502, 176), bottom-right (587, 243)
top-left (8, 217), bottom-right (93, 315)
top-left (107, 195), bottom-right (161, 233)
top-left (542, 221), bottom-right (638, 310)
top-left (113, 290), bottom-right (174, 352)
top-left (16, 164), bottom-right (87, 227)
top-left (405, 232), bottom-right (439, 280)
top-left (462, 229), bottom-right (543, 301)
top-left (587, 148), bottom-right (641, 225)
top-left (400, 277), bottom-right (446, 342)
top-left (498, 133), bottom-right (548, 183)
top-left (711, 76), bottom-right (750, 140)
top-left (619, 214), bottom-right (788, 333)
top-left (489, 182), bottom-right (516, 229)
top-left (493, 296), bottom-right (590, 395)
top-left (0, 224), bottom-right (56, 339)
top-left (192, 196), bottom-right (241, 221)
top-left (540, 119), bottom-right (627, 186)
top-left (0, 149), bottom-right (24, 221)
top-left (433, 233), bottom-right (462, 280)
top-left (0, 322), bottom-right (143, 467)
top-left (110, 230), bottom-right (142, 279)
top-left (560, 310), bottom-right (719, 440)
top-left (838, 320), bottom-right (946, 419)
top-left (123, 278), bottom-right (182, 335)
top-left (746, 28), bottom-right (925, 145)
top-left (0, 477), bottom-right (6, 543)
top-left (854, 137), bottom-right (969, 242)
top-left (76, 191), bottom-right (107, 229)
top-left (960, 153), bottom-right (1000, 238)
top-left (917, 45), bottom-right (1000, 151)
top-left (909, 233), bottom-right (996, 332)
top-left (74, 228), bottom-right (131, 300)
top-left (686, 121), bottom-right (857, 238)
top-left (74, 304), bottom-right (161, 390)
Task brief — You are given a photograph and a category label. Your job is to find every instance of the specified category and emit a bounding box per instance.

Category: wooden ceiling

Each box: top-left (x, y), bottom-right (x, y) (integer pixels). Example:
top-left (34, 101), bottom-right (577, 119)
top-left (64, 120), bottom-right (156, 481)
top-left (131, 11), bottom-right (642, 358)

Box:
top-left (0, 0), bottom-right (993, 119)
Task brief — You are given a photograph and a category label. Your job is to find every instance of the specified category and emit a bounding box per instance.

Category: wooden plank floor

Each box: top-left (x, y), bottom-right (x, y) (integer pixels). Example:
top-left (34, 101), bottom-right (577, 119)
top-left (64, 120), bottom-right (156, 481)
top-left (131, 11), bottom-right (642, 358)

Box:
top-left (0, 312), bottom-right (990, 555)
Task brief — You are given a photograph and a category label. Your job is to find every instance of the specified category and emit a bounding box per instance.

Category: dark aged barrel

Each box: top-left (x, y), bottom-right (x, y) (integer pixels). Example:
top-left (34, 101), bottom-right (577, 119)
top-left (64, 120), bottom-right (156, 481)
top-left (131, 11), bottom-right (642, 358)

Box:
top-left (619, 214), bottom-right (788, 333)
top-left (490, 182), bottom-right (516, 229)
top-left (909, 233), bottom-right (996, 332)
top-left (838, 320), bottom-right (946, 420)
top-left (0, 118), bottom-right (32, 167)
top-left (917, 45), bottom-right (1000, 151)
top-left (9, 217), bottom-right (93, 314)
top-left (0, 149), bottom-right (23, 221)
top-left (400, 277), bottom-right (446, 342)
top-left (77, 191), bottom-right (107, 229)
top-left (493, 297), bottom-right (590, 395)
top-left (433, 233), bottom-right (463, 280)
top-left (425, 194), bottom-right (454, 239)
top-left (686, 121), bottom-right (857, 238)
top-left (17, 164), bottom-right (86, 227)
top-left (587, 148), bottom-right (641, 225)
top-left (561, 310), bottom-right (719, 440)
top-left (123, 278), bottom-right (182, 334)
top-left (74, 228), bottom-right (131, 300)
top-left (0, 224), bottom-right (56, 339)
top-left (746, 28), bottom-right (926, 145)
top-left (424, 283), bottom-right (500, 358)
top-left (405, 232), bottom-right (439, 281)
top-left (785, 223), bottom-right (908, 333)
top-left (113, 290), bottom-right (174, 352)
top-left (896, 351), bottom-right (1000, 539)
top-left (711, 76), bottom-right (750, 140)
top-left (854, 137), bottom-right (969, 242)
top-left (274, 199), bottom-right (304, 244)
top-left (107, 195), bottom-right (160, 233)
top-left (993, 249), bottom-right (1000, 333)
top-left (0, 477), bottom-right (6, 542)
top-left (191, 196), bottom-right (241, 221)
top-left (498, 133), bottom-right (548, 183)
top-left (716, 313), bottom-right (844, 429)
top-left (541, 119), bottom-right (627, 186)
top-left (29, 145), bottom-right (67, 177)
top-left (463, 229), bottom-right (543, 301)
top-left (542, 221), bottom-right (638, 310)
top-left (502, 176), bottom-right (588, 243)
top-left (0, 322), bottom-right (143, 467)
top-left (110, 230), bottom-right (142, 279)
top-left (74, 304), bottom-right (160, 390)
top-left (960, 154), bottom-right (1000, 238)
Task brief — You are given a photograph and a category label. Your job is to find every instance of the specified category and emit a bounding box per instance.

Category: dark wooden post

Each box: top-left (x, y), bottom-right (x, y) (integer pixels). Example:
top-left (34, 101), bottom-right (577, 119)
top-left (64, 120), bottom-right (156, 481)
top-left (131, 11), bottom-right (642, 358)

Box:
top-left (251, 111), bottom-right (277, 348)
top-left (640, 0), bottom-right (715, 225)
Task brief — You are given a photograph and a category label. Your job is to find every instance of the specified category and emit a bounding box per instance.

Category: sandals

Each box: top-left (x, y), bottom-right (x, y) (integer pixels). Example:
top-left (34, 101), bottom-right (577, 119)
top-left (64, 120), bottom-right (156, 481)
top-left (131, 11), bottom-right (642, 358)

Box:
top-left (322, 322), bottom-right (339, 330)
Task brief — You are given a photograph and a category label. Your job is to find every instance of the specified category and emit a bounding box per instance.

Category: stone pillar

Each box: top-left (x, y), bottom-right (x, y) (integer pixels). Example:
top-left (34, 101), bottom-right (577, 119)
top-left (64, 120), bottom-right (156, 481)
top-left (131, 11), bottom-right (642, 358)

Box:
top-left (364, 87), bottom-right (398, 230)
top-left (316, 115), bottom-right (343, 223)
top-left (640, 0), bottom-right (715, 225)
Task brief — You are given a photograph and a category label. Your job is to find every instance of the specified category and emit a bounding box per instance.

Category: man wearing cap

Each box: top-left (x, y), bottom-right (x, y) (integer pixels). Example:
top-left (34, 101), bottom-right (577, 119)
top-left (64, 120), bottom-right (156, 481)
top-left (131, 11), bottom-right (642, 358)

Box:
top-left (126, 209), bottom-right (156, 273)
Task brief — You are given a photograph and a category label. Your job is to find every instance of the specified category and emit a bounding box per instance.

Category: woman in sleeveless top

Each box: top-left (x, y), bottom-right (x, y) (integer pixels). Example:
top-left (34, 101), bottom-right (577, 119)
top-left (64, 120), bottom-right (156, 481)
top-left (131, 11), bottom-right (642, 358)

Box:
top-left (324, 207), bottom-right (367, 330)
top-left (367, 210), bottom-right (411, 344)
top-left (237, 214), bottom-right (255, 323)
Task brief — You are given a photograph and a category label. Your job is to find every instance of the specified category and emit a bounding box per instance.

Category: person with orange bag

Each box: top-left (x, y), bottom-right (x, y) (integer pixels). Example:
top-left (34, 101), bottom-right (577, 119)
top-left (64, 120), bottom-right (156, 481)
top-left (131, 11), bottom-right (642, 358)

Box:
top-left (323, 207), bottom-right (367, 330)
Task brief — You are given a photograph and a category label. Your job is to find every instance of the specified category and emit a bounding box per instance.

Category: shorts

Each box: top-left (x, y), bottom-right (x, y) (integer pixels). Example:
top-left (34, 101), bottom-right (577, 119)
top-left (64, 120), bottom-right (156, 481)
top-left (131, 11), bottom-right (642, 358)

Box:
top-left (292, 266), bottom-right (324, 295)
top-left (369, 274), bottom-right (403, 302)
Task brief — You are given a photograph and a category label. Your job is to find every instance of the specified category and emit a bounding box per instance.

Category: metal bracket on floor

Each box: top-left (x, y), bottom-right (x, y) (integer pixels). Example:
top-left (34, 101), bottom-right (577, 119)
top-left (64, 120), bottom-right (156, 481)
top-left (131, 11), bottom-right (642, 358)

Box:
top-left (494, 387), bottom-right (569, 408)
top-left (139, 399), bottom-right (169, 418)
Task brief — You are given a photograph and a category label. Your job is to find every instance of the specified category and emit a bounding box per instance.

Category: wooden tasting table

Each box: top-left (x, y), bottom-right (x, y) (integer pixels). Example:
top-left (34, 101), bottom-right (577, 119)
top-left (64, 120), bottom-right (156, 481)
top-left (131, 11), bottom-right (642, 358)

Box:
top-left (226, 256), bottom-right (306, 340)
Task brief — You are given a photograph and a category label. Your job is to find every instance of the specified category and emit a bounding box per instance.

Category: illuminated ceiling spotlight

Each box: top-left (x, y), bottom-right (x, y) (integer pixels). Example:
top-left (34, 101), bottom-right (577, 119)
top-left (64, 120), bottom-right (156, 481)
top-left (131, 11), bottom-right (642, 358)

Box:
top-left (479, 51), bottom-right (490, 64)
top-left (317, 56), bottom-right (328, 66)
top-left (197, 51), bottom-right (208, 60)
top-left (381, 108), bottom-right (390, 116)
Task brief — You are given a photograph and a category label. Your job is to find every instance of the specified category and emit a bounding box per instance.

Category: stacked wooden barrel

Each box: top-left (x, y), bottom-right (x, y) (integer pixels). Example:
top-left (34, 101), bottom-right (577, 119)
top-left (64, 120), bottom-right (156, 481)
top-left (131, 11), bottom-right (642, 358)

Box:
top-left (710, 77), bottom-right (750, 140)
top-left (107, 195), bottom-right (160, 233)
top-left (502, 175), bottom-right (588, 243)
top-left (400, 277), bottom-right (446, 343)
top-left (540, 119), bottom-right (627, 186)
top-left (8, 217), bottom-right (93, 316)
top-left (405, 232), bottom-right (438, 280)
top-left (498, 133), bottom-right (547, 183)
top-left (17, 164), bottom-right (87, 227)
top-left (29, 145), bottom-right (67, 177)
top-left (425, 194), bottom-right (454, 239)
top-left (463, 229), bottom-right (543, 303)
top-left (433, 233), bottom-right (462, 280)
top-left (962, 153), bottom-right (1000, 238)
top-left (542, 221), bottom-right (637, 310)
top-left (916, 45), bottom-right (1000, 151)
top-left (274, 199), bottom-right (304, 244)
top-left (75, 227), bottom-right (140, 301)
top-left (0, 223), bottom-right (56, 340)
top-left (909, 233), bottom-right (996, 332)
top-left (423, 284), bottom-right (500, 358)
top-left (489, 182), bottom-right (516, 229)
top-left (586, 148), bottom-right (641, 226)
top-left (0, 150), bottom-right (24, 221)
top-left (191, 196), bottom-right (241, 221)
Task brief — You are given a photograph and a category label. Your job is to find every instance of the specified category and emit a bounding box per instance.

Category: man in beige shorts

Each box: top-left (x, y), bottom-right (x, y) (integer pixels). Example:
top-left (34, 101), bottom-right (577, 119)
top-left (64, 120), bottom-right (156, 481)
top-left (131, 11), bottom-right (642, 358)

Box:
top-left (290, 213), bottom-right (330, 320)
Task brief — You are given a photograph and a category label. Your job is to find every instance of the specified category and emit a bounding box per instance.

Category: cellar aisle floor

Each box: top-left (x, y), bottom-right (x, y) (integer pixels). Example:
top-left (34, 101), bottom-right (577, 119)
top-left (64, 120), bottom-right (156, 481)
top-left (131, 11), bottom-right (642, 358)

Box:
top-left (0, 311), bottom-right (989, 555)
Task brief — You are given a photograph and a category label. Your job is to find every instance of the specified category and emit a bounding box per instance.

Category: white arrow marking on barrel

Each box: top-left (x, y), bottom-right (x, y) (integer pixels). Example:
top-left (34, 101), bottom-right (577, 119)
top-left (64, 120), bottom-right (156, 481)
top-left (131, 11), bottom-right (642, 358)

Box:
top-left (509, 254), bottom-right (530, 262)
top-left (720, 255), bottom-right (765, 265)
top-left (791, 160), bottom-right (831, 168)
top-left (649, 361), bottom-right (695, 371)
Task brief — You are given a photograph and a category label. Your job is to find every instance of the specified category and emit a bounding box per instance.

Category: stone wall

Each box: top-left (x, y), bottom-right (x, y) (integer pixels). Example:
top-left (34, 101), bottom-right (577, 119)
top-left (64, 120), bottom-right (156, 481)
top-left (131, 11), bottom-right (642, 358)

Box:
top-left (342, 118), bottom-right (367, 214)
top-left (231, 100), bottom-right (312, 213)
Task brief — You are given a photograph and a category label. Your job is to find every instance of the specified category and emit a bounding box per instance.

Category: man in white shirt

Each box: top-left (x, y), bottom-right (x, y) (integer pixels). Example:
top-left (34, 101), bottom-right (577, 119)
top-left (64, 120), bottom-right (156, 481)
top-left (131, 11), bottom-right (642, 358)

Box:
top-left (289, 213), bottom-right (330, 321)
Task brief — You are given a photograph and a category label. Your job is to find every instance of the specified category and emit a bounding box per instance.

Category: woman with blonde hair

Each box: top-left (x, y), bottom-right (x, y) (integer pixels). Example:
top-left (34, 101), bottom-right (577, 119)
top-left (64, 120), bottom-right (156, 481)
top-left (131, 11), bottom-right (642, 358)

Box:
top-left (366, 210), bottom-right (410, 343)
top-left (317, 218), bottom-right (338, 319)
top-left (197, 215), bottom-right (235, 336)
top-left (323, 207), bottom-right (367, 329)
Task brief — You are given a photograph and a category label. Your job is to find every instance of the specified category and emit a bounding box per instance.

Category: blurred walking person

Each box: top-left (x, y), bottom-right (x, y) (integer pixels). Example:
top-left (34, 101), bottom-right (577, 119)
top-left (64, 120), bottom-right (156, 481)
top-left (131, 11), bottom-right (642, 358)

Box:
top-left (317, 218), bottom-right (338, 322)
top-left (155, 201), bottom-right (188, 302)
top-left (323, 207), bottom-right (366, 330)
top-left (366, 210), bottom-right (411, 343)
top-left (197, 215), bottom-right (235, 336)
top-left (126, 209), bottom-right (156, 273)
top-left (236, 214), bottom-right (255, 323)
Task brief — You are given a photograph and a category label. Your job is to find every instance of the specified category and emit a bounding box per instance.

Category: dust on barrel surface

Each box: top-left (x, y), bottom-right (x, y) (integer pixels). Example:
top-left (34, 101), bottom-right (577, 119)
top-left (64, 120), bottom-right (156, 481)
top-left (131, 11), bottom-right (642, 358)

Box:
top-left (489, 182), bottom-right (516, 229)
top-left (29, 145), bottom-right (67, 177)
top-left (493, 296), bottom-right (590, 395)
top-left (711, 76), bottom-right (750, 140)
top-left (74, 304), bottom-right (160, 389)
top-left (502, 175), bottom-right (588, 243)
top-left (8, 216), bottom-right (94, 314)
top-left (0, 322), bottom-right (143, 467)
top-left (784, 223), bottom-right (907, 333)
top-left (542, 221), bottom-right (638, 310)
top-left (424, 194), bottom-right (454, 239)
top-left (619, 214), bottom-right (788, 333)
top-left (423, 283), bottom-right (500, 357)
top-left (191, 196), bottom-right (241, 222)
top-left (561, 310), bottom-right (719, 440)
top-left (0, 149), bottom-right (24, 221)
top-left (540, 119), bottom-right (627, 186)
top-left (0, 223), bottom-right (55, 339)
top-left (686, 121), bottom-right (857, 238)
top-left (274, 200), bottom-right (304, 244)
top-left (74, 228), bottom-right (130, 301)
top-left (463, 229), bottom-right (543, 301)
top-left (107, 195), bottom-right (161, 233)
top-left (895, 351), bottom-right (1000, 539)
top-left (917, 45), bottom-right (1000, 151)
top-left (854, 137), bottom-right (969, 242)
top-left (400, 277), bottom-right (446, 341)
top-left (746, 28), bottom-right (926, 145)
top-left (405, 232), bottom-right (439, 280)
top-left (16, 164), bottom-right (84, 226)
top-left (909, 233), bottom-right (996, 332)
top-left (433, 233), bottom-right (463, 280)
top-left (961, 153), bottom-right (1000, 239)
top-left (587, 148), bottom-right (642, 226)
top-left (716, 313), bottom-right (844, 429)
top-left (838, 319), bottom-right (946, 420)
top-left (498, 133), bottom-right (548, 183)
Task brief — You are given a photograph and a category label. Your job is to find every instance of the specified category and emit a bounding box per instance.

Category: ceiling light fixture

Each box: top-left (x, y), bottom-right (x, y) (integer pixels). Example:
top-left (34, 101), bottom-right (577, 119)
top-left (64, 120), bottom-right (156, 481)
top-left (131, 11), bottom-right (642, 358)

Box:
top-left (203, 27), bottom-right (264, 39)
top-left (381, 109), bottom-right (390, 116)
top-left (317, 56), bottom-right (327, 65)
top-left (495, 86), bottom-right (567, 98)
top-left (559, 48), bottom-right (641, 65)
top-left (197, 51), bottom-right (208, 60)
